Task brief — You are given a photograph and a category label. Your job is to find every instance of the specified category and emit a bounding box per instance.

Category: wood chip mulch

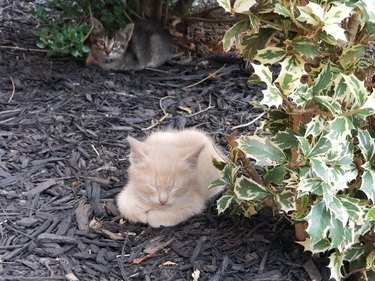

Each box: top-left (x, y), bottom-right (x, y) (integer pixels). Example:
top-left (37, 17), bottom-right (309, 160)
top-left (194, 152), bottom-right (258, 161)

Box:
top-left (0, 1), bottom-right (332, 280)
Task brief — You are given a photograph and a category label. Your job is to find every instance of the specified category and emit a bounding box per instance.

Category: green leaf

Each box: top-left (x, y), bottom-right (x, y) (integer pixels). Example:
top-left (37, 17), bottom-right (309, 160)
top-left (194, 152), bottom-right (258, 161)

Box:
top-left (234, 176), bottom-right (270, 201)
top-left (366, 206), bottom-right (375, 221)
top-left (254, 47), bottom-right (287, 65)
top-left (357, 130), bottom-right (375, 162)
top-left (360, 170), bottom-right (375, 202)
top-left (305, 201), bottom-right (331, 245)
top-left (217, 195), bottom-right (235, 214)
top-left (238, 135), bottom-right (287, 166)
top-left (223, 19), bottom-right (251, 51)
top-left (290, 37), bottom-right (321, 58)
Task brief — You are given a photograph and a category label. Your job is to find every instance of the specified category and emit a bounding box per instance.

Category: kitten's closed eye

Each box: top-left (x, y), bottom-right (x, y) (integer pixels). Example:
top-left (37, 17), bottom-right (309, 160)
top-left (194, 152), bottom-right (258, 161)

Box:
top-left (147, 184), bottom-right (159, 191)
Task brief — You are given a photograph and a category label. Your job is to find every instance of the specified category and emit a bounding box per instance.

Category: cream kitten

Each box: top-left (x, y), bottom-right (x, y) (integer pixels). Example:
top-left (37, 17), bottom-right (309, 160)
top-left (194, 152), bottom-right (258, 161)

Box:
top-left (117, 129), bottom-right (224, 228)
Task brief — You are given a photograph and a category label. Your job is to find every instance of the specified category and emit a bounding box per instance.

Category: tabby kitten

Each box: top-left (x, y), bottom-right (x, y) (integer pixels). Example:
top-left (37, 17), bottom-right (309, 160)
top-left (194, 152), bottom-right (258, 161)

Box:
top-left (86, 18), bottom-right (173, 71)
top-left (117, 129), bottom-right (224, 228)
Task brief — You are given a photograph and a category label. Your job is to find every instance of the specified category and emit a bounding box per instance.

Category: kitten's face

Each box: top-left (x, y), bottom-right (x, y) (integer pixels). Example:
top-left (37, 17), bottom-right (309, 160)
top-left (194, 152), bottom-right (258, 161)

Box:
top-left (89, 19), bottom-right (134, 62)
top-left (128, 137), bottom-right (204, 208)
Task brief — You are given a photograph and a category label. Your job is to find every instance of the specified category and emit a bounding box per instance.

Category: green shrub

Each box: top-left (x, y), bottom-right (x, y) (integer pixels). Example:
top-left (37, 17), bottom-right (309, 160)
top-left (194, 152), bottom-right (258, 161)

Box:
top-left (215, 0), bottom-right (375, 280)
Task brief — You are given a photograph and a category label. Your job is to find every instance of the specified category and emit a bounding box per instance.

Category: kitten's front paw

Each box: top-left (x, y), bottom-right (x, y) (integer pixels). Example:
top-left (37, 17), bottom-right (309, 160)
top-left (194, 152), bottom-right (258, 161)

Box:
top-left (147, 210), bottom-right (182, 228)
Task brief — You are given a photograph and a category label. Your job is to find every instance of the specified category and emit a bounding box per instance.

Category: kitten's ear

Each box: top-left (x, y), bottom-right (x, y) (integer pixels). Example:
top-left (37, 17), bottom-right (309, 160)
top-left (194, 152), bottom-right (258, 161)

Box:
top-left (90, 17), bottom-right (104, 32)
top-left (184, 144), bottom-right (205, 169)
top-left (128, 136), bottom-right (148, 166)
top-left (119, 23), bottom-right (135, 43)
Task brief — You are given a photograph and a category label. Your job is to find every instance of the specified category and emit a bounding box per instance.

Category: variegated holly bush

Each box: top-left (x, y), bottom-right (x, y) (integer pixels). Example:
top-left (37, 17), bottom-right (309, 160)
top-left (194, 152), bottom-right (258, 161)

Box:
top-left (214, 0), bottom-right (375, 280)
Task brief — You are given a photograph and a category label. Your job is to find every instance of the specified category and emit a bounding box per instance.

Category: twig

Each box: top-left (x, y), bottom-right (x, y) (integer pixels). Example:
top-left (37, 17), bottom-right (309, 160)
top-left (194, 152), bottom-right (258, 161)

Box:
top-left (0, 45), bottom-right (48, 53)
top-left (141, 113), bottom-right (171, 131)
top-left (84, 1), bottom-right (94, 41)
top-left (226, 131), bottom-right (263, 185)
top-left (187, 94), bottom-right (215, 117)
top-left (8, 77), bottom-right (16, 103)
top-left (232, 112), bottom-right (266, 130)
top-left (159, 96), bottom-right (174, 115)
top-left (183, 65), bottom-right (225, 90)
top-left (91, 144), bottom-right (100, 156)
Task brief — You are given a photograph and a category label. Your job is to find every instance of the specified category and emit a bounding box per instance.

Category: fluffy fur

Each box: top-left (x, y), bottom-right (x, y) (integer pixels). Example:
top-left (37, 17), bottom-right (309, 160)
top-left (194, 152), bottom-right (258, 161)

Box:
top-left (86, 18), bottom-right (173, 71)
top-left (117, 129), bottom-right (224, 228)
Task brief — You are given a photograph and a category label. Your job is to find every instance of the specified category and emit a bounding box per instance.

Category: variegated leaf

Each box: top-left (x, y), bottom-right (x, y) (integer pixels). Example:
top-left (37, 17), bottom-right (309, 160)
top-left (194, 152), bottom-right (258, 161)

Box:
top-left (305, 116), bottom-right (326, 137)
top-left (254, 47), bottom-right (286, 65)
top-left (233, 0), bottom-right (257, 14)
top-left (366, 205), bottom-right (375, 221)
top-left (217, 0), bottom-right (232, 12)
top-left (290, 38), bottom-right (321, 58)
top-left (322, 23), bottom-right (347, 42)
top-left (356, 89), bottom-right (375, 118)
top-left (234, 176), bottom-right (270, 201)
top-left (324, 4), bottom-right (353, 25)
top-left (339, 45), bottom-right (366, 70)
top-left (274, 3), bottom-right (290, 18)
top-left (311, 63), bottom-right (334, 93)
top-left (341, 73), bottom-right (367, 106)
top-left (251, 62), bottom-right (273, 84)
top-left (238, 135), bottom-right (287, 166)
top-left (261, 85), bottom-right (284, 107)
top-left (344, 245), bottom-right (366, 262)
top-left (310, 158), bottom-right (330, 183)
top-left (314, 96), bottom-right (342, 115)
top-left (297, 2), bottom-right (323, 25)
top-left (290, 84), bottom-right (311, 107)
top-left (326, 116), bottom-right (355, 143)
top-left (222, 20), bottom-right (251, 51)
top-left (357, 129), bottom-right (375, 162)
top-left (217, 195), bottom-right (235, 214)
top-left (360, 170), bottom-right (375, 202)
top-left (305, 201), bottom-right (331, 245)
top-left (328, 251), bottom-right (344, 281)
top-left (275, 189), bottom-right (295, 213)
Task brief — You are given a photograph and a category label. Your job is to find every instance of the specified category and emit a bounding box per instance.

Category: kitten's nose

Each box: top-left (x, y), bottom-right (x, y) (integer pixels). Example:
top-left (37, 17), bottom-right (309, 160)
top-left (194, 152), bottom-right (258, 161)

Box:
top-left (159, 198), bottom-right (167, 205)
top-left (105, 48), bottom-right (111, 55)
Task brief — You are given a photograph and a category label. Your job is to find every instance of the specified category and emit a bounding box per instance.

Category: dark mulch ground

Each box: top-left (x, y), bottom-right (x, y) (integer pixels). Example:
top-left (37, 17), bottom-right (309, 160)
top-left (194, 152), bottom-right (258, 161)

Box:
top-left (0, 1), bottom-right (332, 281)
